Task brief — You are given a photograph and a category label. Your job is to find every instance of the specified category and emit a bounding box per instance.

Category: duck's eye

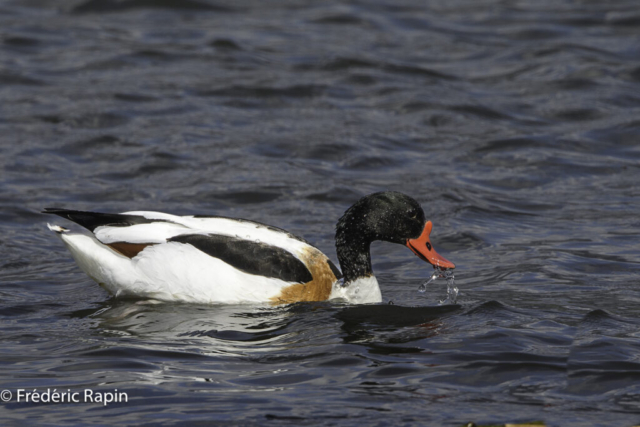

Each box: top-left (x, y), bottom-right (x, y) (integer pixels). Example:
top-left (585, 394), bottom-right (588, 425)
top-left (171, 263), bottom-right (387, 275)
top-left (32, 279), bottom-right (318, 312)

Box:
top-left (410, 212), bottom-right (417, 219)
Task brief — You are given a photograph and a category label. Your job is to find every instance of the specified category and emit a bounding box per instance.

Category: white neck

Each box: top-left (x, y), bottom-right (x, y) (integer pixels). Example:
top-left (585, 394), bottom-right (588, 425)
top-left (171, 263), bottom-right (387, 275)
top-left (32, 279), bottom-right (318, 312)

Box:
top-left (328, 276), bottom-right (381, 304)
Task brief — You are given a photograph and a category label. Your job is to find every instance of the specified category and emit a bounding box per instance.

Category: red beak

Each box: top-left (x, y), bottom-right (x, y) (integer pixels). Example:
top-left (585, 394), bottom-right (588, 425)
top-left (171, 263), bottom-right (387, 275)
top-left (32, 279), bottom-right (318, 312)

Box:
top-left (406, 221), bottom-right (455, 269)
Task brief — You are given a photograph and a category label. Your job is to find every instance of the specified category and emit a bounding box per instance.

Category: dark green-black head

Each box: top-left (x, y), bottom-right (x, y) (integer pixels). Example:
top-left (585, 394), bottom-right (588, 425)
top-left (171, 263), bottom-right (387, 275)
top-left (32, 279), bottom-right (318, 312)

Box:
top-left (336, 191), bottom-right (425, 244)
top-left (335, 191), bottom-right (455, 283)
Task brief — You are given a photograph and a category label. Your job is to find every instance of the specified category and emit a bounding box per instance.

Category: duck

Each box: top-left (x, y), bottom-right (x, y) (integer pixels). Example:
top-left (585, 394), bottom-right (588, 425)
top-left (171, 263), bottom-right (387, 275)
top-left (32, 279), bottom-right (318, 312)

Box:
top-left (43, 191), bottom-right (455, 305)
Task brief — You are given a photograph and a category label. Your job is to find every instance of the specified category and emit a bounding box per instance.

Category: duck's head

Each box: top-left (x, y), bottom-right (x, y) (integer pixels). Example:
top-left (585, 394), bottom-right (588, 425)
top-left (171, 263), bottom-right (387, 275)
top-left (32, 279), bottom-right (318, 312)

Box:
top-left (335, 192), bottom-right (455, 282)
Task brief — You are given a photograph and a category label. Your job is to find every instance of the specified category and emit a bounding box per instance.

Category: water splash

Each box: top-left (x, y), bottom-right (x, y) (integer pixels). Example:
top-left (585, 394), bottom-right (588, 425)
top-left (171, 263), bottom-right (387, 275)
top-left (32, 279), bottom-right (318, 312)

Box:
top-left (417, 267), bottom-right (457, 305)
top-left (439, 269), bottom-right (458, 305)
top-left (418, 270), bottom-right (439, 293)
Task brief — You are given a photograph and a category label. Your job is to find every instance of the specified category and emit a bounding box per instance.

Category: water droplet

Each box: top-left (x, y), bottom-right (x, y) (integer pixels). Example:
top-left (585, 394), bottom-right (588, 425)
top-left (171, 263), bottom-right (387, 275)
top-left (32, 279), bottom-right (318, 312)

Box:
top-left (354, 286), bottom-right (360, 294)
top-left (418, 270), bottom-right (439, 293)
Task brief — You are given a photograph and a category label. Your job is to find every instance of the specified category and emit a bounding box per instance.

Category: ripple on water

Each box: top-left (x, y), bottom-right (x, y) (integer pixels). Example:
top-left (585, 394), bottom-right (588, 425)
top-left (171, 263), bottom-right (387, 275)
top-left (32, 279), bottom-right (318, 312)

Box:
top-left (2, 0), bottom-right (640, 425)
top-left (567, 310), bottom-right (640, 403)
top-left (70, 0), bottom-right (233, 14)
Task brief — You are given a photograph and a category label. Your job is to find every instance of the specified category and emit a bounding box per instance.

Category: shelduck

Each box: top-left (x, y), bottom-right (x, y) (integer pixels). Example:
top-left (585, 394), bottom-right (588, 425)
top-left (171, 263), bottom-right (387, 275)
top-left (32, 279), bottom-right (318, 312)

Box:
top-left (44, 191), bottom-right (455, 305)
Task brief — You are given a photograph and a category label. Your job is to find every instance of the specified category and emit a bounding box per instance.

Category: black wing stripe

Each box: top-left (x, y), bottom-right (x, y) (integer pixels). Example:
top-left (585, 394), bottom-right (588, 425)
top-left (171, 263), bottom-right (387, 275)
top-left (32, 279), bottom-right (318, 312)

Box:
top-left (42, 208), bottom-right (172, 232)
top-left (169, 234), bottom-right (313, 284)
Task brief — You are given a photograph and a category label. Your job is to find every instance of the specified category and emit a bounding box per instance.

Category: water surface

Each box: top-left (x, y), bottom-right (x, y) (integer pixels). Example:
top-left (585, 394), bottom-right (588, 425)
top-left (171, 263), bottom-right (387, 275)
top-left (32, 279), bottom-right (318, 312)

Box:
top-left (1, 1), bottom-right (640, 425)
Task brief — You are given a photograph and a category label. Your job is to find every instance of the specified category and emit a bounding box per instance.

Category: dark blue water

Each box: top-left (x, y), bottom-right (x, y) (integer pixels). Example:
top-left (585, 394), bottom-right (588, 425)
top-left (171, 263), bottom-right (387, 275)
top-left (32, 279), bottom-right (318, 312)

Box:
top-left (1, 1), bottom-right (640, 425)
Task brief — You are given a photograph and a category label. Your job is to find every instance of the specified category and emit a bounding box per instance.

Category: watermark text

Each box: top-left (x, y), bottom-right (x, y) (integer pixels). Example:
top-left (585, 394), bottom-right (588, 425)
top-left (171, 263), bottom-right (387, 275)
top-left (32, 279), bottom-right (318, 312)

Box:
top-left (1, 389), bottom-right (128, 406)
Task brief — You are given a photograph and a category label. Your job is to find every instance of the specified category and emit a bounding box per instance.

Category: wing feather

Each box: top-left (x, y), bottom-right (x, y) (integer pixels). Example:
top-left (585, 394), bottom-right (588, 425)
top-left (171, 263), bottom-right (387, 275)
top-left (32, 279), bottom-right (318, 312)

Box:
top-left (46, 209), bottom-right (316, 267)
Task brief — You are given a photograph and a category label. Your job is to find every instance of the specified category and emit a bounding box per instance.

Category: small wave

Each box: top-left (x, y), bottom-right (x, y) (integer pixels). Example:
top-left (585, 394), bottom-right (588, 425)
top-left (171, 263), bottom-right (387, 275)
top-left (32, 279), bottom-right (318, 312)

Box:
top-left (207, 190), bottom-right (282, 205)
top-left (71, 0), bottom-right (232, 14)
top-left (0, 71), bottom-right (45, 86)
top-left (199, 84), bottom-right (326, 99)
top-left (311, 14), bottom-right (369, 26)
top-left (65, 112), bottom-right (130, 129)
top-left (449, 104), bottom-right (511, 121)
top-left (209, 38), bottom-right (243, 51)
top-left (114, 93), bottom-right (158, 103)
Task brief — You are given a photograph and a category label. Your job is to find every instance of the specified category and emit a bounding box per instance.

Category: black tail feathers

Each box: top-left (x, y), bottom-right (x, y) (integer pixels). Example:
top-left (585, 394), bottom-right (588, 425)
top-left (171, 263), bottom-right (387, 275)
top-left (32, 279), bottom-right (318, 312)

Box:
top-left (42, 208), bottom-right (163, 232)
